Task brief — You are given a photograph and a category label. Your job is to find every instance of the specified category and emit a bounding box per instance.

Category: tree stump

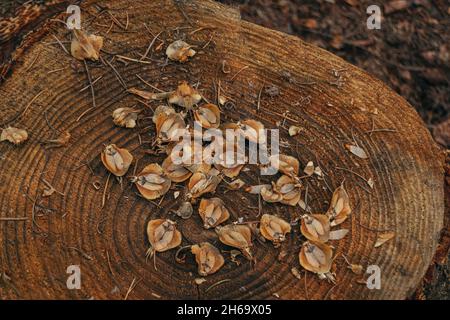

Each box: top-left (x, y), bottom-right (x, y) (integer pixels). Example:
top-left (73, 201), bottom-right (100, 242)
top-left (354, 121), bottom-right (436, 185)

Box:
top-left (0, 0), bottom-right (445, 299)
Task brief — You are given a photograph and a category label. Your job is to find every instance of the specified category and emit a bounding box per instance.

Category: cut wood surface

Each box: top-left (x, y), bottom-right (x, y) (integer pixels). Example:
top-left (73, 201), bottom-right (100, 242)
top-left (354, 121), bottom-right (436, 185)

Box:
top-left (0, 0), bottom-right (445, 299)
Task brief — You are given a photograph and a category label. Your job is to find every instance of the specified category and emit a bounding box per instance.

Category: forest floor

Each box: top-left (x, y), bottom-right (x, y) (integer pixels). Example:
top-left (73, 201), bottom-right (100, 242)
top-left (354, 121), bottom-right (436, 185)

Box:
top-left (1, 0), bottom-right (449, 299)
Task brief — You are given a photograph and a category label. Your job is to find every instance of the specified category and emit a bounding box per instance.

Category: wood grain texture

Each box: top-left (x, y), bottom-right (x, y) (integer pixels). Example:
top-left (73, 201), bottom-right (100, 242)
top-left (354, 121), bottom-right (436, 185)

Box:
top-left (0, 0), bottom-right (445, 299)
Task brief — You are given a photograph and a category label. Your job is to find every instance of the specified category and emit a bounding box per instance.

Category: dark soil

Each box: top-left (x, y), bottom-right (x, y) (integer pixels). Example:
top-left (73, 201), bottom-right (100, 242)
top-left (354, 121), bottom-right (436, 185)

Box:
top-left (0, 0), bottom-right (448, 300)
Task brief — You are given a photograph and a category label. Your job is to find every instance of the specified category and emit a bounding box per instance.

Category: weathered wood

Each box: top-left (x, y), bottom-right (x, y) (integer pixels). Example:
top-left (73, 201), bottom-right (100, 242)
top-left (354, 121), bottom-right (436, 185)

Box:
top-left (0, 0), bottom-right (445, 299)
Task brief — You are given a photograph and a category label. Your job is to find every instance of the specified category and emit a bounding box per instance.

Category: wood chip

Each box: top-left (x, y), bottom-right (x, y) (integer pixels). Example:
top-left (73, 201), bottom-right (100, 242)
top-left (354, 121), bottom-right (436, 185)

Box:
top-left (314, 166), bottom-right (323, 177)
top-left (194, 278), bottom-right (207, 285)
top-left (1, 127), bottom-right (28, 145)
top-left (288, 125), bottom-right (301, 137)
top-left (246, 184), bottom-right (271, 194)
top-left (374, 231), bottom-right (395, 247)
top-left (166, 40), bottom-right (196, 62)
top-left (348, 264), bottom-right (364, 275)
top-left (329, 229), bottom-right (349, 240)
top-left (291, 267), bottom-right (302, 280)
top-left (303, 161), bottom-right (314, 176)
top-left (345, 143), bottom-right (368, 159)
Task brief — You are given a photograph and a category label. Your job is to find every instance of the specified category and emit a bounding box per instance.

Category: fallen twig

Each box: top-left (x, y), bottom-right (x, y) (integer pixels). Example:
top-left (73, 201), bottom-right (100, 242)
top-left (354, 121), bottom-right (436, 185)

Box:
top-left (230, 65), bottom-right (249, 81)
top-left (205, 279), bottom-right (231, 293)
top-left (84, 60), bottom-right (96, 109)
top-left (66, 246), bottom-right (94, 260)
top-left (124, 277), bottom-right (141, 300)
top-left (141, 31), bottom-right (163, 61)
top-left (102, 173), bottom-right (111, 208)
top-left (0, 217), bottom-right (28, 221)
top-left (52, 35), bottom-right (69, 55)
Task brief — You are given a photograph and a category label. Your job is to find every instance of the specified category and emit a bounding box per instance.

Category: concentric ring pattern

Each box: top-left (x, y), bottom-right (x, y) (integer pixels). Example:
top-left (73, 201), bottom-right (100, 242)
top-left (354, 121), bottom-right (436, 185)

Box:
top-left (0, 0), bottom-right (443, 299)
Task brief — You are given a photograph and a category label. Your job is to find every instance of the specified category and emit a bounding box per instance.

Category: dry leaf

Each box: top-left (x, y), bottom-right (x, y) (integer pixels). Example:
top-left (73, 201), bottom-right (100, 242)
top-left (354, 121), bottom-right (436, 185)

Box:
top-left (278, 250), bottom-right (288, 261)
top-left (218, 95), bottom-right (227, 105)
top-left (185, 161), bottom-right (212, 176)
top-left (303, 161), bottom-right (314, 176)
top-left (128, 88), bottom-right (173, 101)
top-left (299, 241), bottom-right (333, 275)
top-left (214, 147), bottom-right (246, 179)
top-left (191, 242), bottom-right (225, 276)
top-left (71, 29), bottom-right (103, 61)
top-left (238, 119), bottom-right (266, 144)
top-left (367, 178), bottom-right (374, 189)
top-left (270, 154), bottom-right (299, 176)
top-left (147, 219), bottom-right (182, 253)
top-left (374, 231), bottom-right (395, 248)
top-left (101, 144), bottom-right (133, 177)
top-left (329, 229), bottom-right (349, 240)
top-left (42, 131), bottom-right (71, 148)
top-left (1, 126), bottom-right (28, 145)
top-left (155, 112), bottom-right (186, 143)
top-left (348, 264), bottom-right (364, 275)
top-left (133, 163), bottom-right (171, 200)
top-left (194, 103), bottom-right (220, 129)
top-left (187, 169), bottom-right (221, 199)
top-left (228, 179), bottom-right (245, 190)
top-left (345, 143), bottom-right (368, 159)
top-left (314, 166), bottom-right (323, 177)
top-left (166, 40), bottom-right (196, 62)
top-left (274, 175), bottom-right (302, 206)
top-left (198, 198), bottom-right (230, 229)
top-left (168, 81), bottom-right (202, 109)
top-left (291, 267), bottom-right (302, 280)
top-left (260, 184), bottom-right (283, 203)
top-left (259, 214), bottom-right (291, 244)
top-left (194, 278), bottom-right (207, 285)
top-left (216, 224), bottom-right (253, 260)
top-left (288, 125), bottom-right (301, 137)
top-left (162, 155), bottom-right (192, 182)
top-left (303, 18), bottom-right (318, 29)
top-left (112, 107), bottom-right (140, 128)
top-left (245, 184), bottom-right (271, 194)
top-left (301, 214), bottom-right (331, 243)
top-left (298, 199), bottom-right (311, 212)
top-left (167, 139), bottom-right (205, 171)
top-left (344, 0), bottom-right (358, 6)
top-left (327, 184), bottom-right (352, 226)
top-left (152, 105), bottom-right (176, 123)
